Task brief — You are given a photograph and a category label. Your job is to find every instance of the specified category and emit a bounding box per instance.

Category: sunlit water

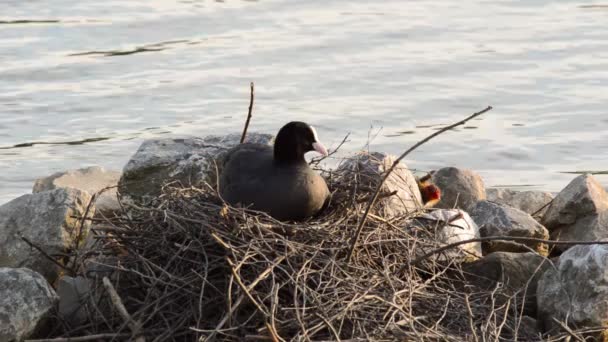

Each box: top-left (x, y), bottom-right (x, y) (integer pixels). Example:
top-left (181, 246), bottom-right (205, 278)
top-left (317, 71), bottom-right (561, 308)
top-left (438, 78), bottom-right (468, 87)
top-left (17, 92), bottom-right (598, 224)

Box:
top-left (2, 0), bottom-right (608, 204)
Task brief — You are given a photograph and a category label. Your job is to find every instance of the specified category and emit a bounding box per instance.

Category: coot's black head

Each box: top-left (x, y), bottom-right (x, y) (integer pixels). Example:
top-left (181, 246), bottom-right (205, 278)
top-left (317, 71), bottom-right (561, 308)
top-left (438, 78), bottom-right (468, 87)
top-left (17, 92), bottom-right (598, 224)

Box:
top-left (274, 121), bottom-right (328, 163)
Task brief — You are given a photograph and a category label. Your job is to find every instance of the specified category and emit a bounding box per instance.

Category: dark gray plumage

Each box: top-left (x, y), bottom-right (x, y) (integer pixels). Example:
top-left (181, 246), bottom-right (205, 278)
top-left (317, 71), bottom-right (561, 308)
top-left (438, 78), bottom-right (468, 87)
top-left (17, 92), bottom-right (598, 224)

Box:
top-left (219, 122), bottom-right (330, 221)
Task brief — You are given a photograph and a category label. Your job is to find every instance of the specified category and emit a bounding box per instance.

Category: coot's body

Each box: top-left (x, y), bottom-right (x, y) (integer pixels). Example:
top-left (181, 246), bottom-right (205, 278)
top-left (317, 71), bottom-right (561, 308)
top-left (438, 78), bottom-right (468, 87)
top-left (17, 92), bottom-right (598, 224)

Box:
top-left (219, 122), bottom-right (329, 221)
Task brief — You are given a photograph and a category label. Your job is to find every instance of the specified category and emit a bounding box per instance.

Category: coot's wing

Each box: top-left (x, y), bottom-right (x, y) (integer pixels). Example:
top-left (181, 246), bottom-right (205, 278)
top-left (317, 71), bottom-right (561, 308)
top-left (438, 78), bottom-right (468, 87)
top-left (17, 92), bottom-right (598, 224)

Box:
top-left (219, 144), bottom-right (274, 204)
top-left (219, 143), bottom-right (270, 168)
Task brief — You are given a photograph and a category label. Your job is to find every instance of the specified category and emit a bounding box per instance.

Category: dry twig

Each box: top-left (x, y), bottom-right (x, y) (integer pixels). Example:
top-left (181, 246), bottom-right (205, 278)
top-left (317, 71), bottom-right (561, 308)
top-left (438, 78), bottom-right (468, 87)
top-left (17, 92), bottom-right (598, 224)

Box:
top-left (240, 82), bottom-right (255, 143)
top-left (102, 277), bottom-right (146, 342)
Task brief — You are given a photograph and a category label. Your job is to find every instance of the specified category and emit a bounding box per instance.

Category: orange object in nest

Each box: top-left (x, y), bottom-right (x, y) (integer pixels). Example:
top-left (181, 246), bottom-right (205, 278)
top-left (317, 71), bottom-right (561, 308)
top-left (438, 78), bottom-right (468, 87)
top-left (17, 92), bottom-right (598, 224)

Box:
top-left (417, 172), bottom-right (441, 208)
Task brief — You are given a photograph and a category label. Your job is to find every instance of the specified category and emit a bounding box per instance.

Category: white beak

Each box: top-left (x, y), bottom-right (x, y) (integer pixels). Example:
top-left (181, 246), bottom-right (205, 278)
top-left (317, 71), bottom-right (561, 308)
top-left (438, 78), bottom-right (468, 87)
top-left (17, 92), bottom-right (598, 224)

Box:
top-left (312, 142), bottom-right (328, 157)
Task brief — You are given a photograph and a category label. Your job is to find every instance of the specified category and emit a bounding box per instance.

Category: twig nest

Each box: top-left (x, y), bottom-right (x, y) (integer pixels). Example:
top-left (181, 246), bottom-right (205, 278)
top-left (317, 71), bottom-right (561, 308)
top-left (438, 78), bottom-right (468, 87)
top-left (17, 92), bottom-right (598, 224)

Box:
top-left (0, 267), bottom-right (58, 340)
top-left (0, 188), bottom-right (94, 282)
top-left (118, 132), bottom-right (273, 202)
top-left (470, 200), bottom-right (550, 255)
top-left (411, 209), bottom-right (482, 262)
top-left (541, 174), bottom-right (608, 253)
top-left (431, 167), bottom-right (486, 212)
top-left (537, 244), bottom-right (608, 337)
top-left (486, 188), bottom-right (554, 219)
top-left (336, 151), bottom-right (423, 217)
top-left (33, 166), bottom-right (121, 213)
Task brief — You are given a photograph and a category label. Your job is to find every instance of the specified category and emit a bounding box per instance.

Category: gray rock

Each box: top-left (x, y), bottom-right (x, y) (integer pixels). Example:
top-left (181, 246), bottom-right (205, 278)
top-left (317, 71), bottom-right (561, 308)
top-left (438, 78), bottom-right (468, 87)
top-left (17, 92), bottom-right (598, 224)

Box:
top-left (412, 209), bottom-right (482, 262)
top-left (0, 267), bottom-right (58, 341)
top-left (550, 211), bottom-right (608, 246)
top-left (464, 252), bottom-right (551, 316)
top-left (337, 152), bottom-right (423, 217)
top-left (432, 167), bottom-right (486, 212)
top-left (486, 188), bottom-right (554, 218)
top-left (537, 244), bottom-right (608, 336)
top-left (542, 174), bottom-right (608, 229)
top-left (0, 188), bottom-right (94, 282)
top-left (57, 276), bottom-right (91, 326)
top-left (33, 166), bottom-right (121, 212)
top-left (118, 133), bottom-right (273, 201)
top-left (471, 201), bottom-right (549, 254)
top-left (541, 174), bottom-right (608, 252)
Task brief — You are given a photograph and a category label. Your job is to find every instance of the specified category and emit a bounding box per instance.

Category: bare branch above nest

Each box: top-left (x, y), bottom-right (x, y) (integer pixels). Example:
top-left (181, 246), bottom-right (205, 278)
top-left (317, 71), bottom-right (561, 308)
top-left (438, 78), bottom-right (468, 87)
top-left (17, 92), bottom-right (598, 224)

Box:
top-left (347, 106), bottom-right (493, 262)
top-left (240, 82), bottom-right (255, 144)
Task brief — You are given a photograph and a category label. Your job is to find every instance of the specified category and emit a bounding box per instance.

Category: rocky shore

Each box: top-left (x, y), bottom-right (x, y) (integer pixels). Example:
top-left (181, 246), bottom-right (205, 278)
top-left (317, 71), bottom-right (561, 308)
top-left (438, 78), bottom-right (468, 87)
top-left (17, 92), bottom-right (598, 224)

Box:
top-left (2, 132), bottom-right (608, 341)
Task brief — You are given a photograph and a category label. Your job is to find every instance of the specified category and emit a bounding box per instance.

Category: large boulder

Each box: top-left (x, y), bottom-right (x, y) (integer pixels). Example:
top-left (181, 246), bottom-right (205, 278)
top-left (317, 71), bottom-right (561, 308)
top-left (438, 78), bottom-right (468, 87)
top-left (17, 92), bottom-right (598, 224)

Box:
top-left (537, 244), bottom-right (608, 336)
top-left (0, 267), bottom-right (58, 341)
top-left (411, 209), bottom-right (482, 262)
top-left (118, 133), bottom-right (273, 201)
top-left (486, 188), bottom-right (554, 218)
top-left (471, 201), bottom-right (549, 254)
top-left (336, 152), bottom-right (423, 217)
top-left (33, 166), bottom-right (121, 212)
top-left (541, 174), bottom-right (608, 252)
top-left (464, 252), bottom-right (551, 316)
top-left (432, 167), bottom-right (486, 212)
top-left (0, 188), bottom-right (94, 282)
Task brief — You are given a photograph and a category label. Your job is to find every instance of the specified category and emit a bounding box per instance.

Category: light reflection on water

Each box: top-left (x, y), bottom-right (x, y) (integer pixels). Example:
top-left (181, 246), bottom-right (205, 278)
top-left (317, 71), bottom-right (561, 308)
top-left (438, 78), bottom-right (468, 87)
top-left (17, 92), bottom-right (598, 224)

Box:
top-left (1, 0), bottom-right (608, 204)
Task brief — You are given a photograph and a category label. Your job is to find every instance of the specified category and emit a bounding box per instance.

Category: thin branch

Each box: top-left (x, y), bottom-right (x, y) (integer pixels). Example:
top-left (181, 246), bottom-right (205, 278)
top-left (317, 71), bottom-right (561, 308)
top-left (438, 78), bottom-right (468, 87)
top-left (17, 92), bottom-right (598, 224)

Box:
top-left (409, 235), bottom-right (608, 267)
top-left (310, 133), bottom-right (351, 166)
top-left (240, 82), bottom-right (255, 143)
top-left (102, 277), bottom-right (146, 342)
top-left (552, 318), bottom-right (585, 342)
top-left (226, 257), bottom-right (270, 317)
top-left (346, 106), bottom-right (493, 262)
top-left (20, 235), bottom-right (73, 274)
top-left (25, 333), bottom-right (133, 342)
top-left (531, 198), bottom-right (553, 217)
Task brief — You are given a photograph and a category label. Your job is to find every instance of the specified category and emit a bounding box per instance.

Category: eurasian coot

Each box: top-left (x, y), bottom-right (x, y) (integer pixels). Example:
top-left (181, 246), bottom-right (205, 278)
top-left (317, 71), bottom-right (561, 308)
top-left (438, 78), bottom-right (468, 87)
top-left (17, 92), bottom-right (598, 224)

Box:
top-left (219, 122), bottom-right (330, 221)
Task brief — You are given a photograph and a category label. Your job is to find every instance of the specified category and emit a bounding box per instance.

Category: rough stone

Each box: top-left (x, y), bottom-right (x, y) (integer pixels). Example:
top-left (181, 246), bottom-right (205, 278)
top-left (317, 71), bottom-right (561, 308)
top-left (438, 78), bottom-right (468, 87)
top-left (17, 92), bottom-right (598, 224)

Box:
top-left (33, 166), bottom-right (121, 212)
top-left (464, 252), bottom-right (551, 316)
top-left (0, 188), bottom-right (94, 282)
top-left (0, 267), bottom-right (58, 341)
top-left (542, 173), bottom-right (608, 228)
top-left (337, 151), bottom-right (423, 217)
top-left (432, 167), bottom-right (486, 212)
top-left (412, 209), bottom-right (482, 262)
top-left (550, 211), bottom-right (608, 247)
top-left (486, 188), bottom-right (554, 218)
top-left (57, 276), bottom-right (91, 326)
top-left (118, 133), bottom-right (273, 201)
top-left (471, 200), bottom-right (549, 254)
top-left (541, 174), bottom-right (608, 252)
top-left (537, 244), bottom-right (608, 336)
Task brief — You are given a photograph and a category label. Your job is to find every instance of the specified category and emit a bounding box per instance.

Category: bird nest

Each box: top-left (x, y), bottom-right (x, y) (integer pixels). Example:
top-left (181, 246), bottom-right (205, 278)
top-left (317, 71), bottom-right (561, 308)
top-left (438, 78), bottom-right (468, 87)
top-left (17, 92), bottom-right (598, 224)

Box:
top-left (47, 164), bottom-right (539, 342)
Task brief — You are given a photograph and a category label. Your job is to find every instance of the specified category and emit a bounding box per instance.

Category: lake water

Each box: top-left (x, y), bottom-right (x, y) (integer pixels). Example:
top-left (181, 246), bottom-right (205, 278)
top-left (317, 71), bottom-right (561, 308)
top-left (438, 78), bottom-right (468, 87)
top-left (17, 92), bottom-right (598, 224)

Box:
top-left (2, 0), bottom-right (608, 204)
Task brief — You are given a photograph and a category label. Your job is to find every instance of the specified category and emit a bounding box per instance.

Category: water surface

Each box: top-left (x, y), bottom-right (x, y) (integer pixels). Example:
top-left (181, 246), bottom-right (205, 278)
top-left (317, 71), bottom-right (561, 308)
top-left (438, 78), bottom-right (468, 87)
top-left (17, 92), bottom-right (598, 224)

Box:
top-left (2, 0), bottom-right (608, 204)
